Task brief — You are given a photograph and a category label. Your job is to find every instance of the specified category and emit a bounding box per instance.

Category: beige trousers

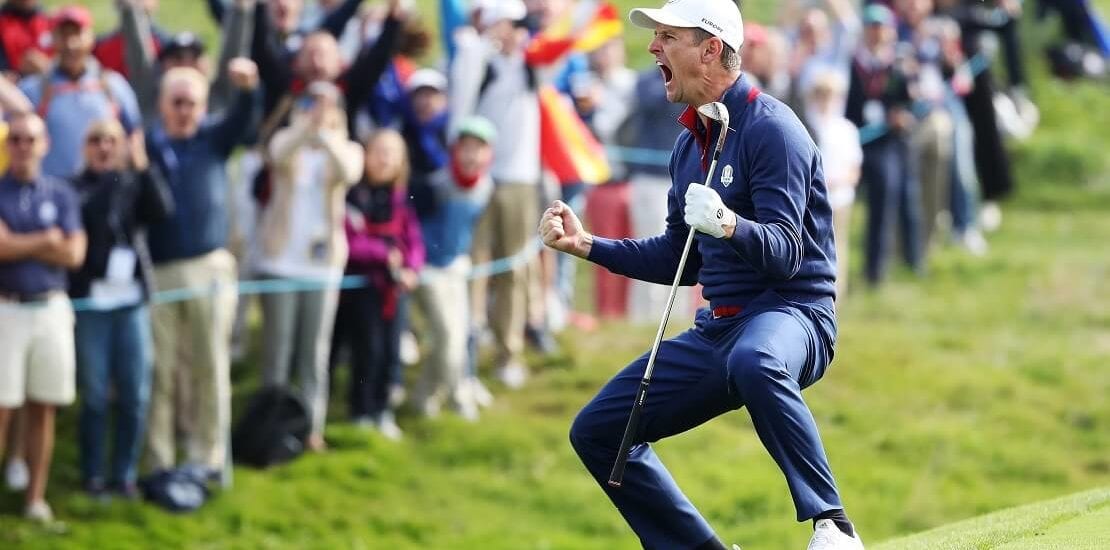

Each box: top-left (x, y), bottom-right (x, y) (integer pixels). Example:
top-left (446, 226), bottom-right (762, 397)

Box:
top-left (412, 257), bottom-right (471, 410)
top-left (147, 249), bottom-right (238, 471)
top-left (912, 111), bottom-right (954, 248)
top-left (469, 184), bottom-right (540, 369)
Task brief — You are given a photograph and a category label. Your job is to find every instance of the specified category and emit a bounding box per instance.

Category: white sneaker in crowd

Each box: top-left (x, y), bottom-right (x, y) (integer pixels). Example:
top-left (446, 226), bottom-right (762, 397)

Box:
top-left (993, 91), bottom-right (1033, 141)
top-left (400, 330), bottom-right (420, 366)
top-left (388, 383), bottom-right (407, 409)
top-left (24, 500), bottom-right (54, 523)
top-left (960, 228), bottom-right (989, 257)
top-left (449, 398), bottom-right (480, 423)
top-left (980, 201), bottom-right (1003, 233)
top-left (468, 377), bottom-right (494, 409)
top-left (497, 363), bottom-right (528, 390)
top-left (376, 411), bottom-right (403, 441)
top-left (807, 519), bottom-right (864, 550)
top-left (5, 459), bottom-right (29, 491)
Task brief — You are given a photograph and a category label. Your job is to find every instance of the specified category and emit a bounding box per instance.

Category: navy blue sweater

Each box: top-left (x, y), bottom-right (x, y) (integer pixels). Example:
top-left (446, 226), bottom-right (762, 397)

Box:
top-left (146, 89), bottom-right (260, 263)
top-left (589, 75), bottom-right (837, 310)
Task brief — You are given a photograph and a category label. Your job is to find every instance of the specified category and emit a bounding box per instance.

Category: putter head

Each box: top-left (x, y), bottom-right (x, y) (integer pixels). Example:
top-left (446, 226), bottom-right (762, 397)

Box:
top-left (697, 101), bottom-right (730, 150)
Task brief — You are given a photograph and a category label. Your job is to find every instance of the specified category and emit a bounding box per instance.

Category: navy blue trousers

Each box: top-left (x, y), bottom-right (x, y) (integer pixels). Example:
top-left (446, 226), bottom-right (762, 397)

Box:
top-left (570, 291), bottom-right (843, 549)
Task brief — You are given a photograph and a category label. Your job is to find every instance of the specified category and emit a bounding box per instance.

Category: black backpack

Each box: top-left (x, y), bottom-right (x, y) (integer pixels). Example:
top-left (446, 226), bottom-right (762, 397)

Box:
top-left (232, 386), bottom-right (311, 468)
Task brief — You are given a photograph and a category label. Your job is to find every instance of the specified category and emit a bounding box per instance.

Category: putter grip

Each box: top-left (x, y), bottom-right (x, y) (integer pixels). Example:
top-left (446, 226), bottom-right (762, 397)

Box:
top-left (608, 379), bottom-right (651, 487)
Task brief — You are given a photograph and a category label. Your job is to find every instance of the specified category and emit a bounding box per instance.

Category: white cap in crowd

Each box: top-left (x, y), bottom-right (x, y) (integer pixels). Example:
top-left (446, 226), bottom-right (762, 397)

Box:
top-left (406, 68), bottom-right (448, 93)
top-left (475, 0), bottom-right (527, 29)
top-left (629, 0), bottom-right (745, 52)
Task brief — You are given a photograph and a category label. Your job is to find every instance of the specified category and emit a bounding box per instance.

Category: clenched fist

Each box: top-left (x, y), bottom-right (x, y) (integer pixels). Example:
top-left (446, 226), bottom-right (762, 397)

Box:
top-left (227, 57), bottom-right (259, 90)
top-left (539, 200), bottom-right (592, 259)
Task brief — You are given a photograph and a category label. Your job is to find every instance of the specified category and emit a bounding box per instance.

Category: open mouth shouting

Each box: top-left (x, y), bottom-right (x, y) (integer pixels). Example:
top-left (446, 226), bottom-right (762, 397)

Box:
top-left (657, 59), bottom-right (674, 87)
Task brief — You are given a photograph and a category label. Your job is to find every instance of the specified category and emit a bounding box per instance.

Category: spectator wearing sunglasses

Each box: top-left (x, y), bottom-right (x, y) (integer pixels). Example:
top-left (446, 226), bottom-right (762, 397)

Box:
top-left (142, 58), bottom-right (260, 479)
top-left (0, 110), bottom-right (87, 523)
top-left (68, 119), bottom-right (173, 499)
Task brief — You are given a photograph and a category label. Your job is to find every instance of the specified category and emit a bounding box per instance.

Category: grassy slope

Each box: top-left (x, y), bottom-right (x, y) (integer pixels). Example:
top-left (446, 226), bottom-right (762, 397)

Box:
top-left (875, 487), bottom-right (1110, 549)
top-left (3, 1), bottom-right (1108, 549)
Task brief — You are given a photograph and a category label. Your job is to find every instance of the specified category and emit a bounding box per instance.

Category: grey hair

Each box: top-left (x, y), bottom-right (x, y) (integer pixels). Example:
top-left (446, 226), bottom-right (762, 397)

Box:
top-left (691, 27), bottom-right (741, 72)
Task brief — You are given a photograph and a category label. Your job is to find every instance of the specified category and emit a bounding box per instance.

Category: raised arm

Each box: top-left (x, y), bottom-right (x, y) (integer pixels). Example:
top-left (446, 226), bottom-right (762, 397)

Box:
top-left (211, 57), bottom-right (262, 156)
top-left (131, 131), bottom-right (176, 226)
top-left (318, 0), bottom-right (364, 38)
top-left (251, 0), bottom-right (293, 112)
top-left (343, 10), bottom-right (405, 134)
top-left (119, 0), bottom-right (159, 120)
top-left (210, 0), bottom-right (256, 113)
top-left (207, 0), bottom-right (227, 25)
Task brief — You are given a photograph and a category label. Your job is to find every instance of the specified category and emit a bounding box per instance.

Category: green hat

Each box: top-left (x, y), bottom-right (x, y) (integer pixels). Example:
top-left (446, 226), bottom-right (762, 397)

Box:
top-left (456, 116), bottom-right (497, 145)
top-left (862, 4), bottom-right (895, 26)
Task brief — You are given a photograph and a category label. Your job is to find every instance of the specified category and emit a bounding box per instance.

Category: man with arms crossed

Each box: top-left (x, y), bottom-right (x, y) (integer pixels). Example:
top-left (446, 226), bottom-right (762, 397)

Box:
top-left (0, 111), bottom-right (86, 522)
top-left (540, 1), bottom-right (863, 548)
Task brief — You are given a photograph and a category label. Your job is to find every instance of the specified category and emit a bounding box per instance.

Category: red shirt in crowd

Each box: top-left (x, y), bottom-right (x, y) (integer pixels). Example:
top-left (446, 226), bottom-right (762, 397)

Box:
top-left (0, 4), bottom-right (52, 76)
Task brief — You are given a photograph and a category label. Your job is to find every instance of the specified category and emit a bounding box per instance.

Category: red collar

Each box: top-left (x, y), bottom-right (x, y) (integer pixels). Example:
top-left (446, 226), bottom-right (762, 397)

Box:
top-left (675, 79), bottom-right (761, 172)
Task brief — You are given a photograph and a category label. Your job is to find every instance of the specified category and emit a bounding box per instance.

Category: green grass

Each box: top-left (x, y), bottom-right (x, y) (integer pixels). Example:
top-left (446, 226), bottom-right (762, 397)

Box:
top-left (876, 487), bottom-right (1110, 549)
top-left (6, 0), bottom-right (1109, 548)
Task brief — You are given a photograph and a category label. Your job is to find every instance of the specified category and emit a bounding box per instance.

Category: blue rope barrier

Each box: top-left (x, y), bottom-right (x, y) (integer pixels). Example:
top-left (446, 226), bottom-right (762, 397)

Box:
top-left (63, 235), bottom-right (546, 312)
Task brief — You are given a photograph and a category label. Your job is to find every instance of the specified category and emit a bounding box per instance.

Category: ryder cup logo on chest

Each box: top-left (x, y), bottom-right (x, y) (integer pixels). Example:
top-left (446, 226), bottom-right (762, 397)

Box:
top-left (39, 201), bottom-right (58, 225)
top-left (720, 164), bottom-right (734, 187)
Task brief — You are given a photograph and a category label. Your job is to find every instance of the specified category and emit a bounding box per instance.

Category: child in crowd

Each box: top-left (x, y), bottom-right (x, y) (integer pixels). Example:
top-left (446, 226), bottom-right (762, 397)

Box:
top-left (410, 116), bottom-right (495, 422)
top-left (332, 129), bottom-right (423, 440)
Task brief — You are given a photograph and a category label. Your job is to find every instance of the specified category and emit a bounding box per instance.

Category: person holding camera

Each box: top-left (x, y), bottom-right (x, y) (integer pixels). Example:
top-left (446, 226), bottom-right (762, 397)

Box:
top-left (256, 81), bottom-right (363, 452)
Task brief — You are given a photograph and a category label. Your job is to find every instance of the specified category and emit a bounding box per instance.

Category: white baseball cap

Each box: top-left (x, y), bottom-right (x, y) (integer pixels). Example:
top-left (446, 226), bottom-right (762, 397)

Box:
top-left (476, 0), bottom-right (527, 29)
top-left (406, 68), bottom-right (447, 93)
top-left (629, 0), bottom-right (745, 52)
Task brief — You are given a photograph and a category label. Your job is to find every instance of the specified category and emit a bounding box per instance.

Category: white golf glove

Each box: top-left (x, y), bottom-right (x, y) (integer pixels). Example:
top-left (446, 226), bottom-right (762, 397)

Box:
top-left (684, 184), bottom-right (735, 239)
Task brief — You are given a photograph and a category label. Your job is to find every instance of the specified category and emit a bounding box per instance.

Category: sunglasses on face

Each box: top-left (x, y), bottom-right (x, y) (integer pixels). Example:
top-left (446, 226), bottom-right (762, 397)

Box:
top-left (6, 134), bottom-right (38, 145)
top-left (171, 96), bottom-right (199, 108)
top-left (86, 134), bottom-right (120, 145)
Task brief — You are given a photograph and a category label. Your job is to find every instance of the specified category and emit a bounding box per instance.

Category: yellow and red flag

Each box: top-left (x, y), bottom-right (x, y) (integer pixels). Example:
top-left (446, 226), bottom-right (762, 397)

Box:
top-left (539, 86), bottom-right (611, 185)
top-left (526, 2), bottom-right (621, 185)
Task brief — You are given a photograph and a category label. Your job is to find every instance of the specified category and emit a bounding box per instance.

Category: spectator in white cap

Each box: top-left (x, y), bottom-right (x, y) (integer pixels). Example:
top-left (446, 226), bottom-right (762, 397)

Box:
top-left (402, 68), bottom-right (451, 220)
top-left (544, 1), bottom-right (865, 549)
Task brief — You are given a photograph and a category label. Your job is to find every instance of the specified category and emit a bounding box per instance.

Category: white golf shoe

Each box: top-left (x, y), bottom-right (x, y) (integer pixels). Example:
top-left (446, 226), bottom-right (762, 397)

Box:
top-left (806, 519), bottom-right (864, 550)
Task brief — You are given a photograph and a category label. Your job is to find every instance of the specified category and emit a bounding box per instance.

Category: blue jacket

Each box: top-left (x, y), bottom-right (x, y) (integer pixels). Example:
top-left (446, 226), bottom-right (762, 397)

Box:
top-left (418, 169), bottom-right (490, 268)
top-left (145, 89), bottom-right (260, 263)
top-left (589, 75), bottom-right (837, 310)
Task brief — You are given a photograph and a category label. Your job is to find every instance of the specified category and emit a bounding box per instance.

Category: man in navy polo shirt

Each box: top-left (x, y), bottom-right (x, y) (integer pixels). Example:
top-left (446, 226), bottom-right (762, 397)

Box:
top-left (539, 1), bottom-right (863, 549)
top-left (0, 110), bottom-right (86, 523)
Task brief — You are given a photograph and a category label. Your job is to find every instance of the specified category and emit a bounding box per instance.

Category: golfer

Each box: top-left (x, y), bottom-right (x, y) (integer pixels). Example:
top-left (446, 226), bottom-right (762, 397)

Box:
top-left (539, 1), bottom-right (863, 549)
